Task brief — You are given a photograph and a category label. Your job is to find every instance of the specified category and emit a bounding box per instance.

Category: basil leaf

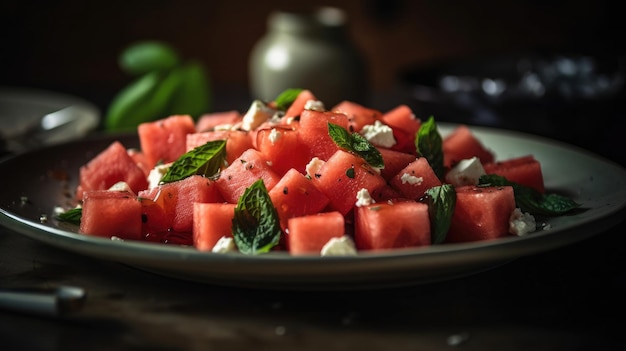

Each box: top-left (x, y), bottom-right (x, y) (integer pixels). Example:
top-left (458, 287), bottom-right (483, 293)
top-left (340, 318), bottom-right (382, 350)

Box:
top-left (415, 116), bottom-right (444, 179)
top-left (478, 174), bottom-right (581, 216)
top-left (56, 207), bottom-right (82, 226)
top-left (119, 40), bottom-right (180, 76)
top-left (423, 184), bottom-right (456, 244)
top-left (168, 61), bottom-right (211, 119)
top-left (328, 122), bottom-right (384, 169)
top-left (232, 179), bottom-right (282, 255)
top-left (274, 88), bottom-right (303, 111)
top-left (160, 140), bottom-right (227, 184)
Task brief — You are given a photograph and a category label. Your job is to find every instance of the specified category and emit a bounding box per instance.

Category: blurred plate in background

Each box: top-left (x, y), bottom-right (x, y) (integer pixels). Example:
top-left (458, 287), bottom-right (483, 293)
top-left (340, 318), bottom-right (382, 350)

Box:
top-left (0, 87), bottom-right (100, 154)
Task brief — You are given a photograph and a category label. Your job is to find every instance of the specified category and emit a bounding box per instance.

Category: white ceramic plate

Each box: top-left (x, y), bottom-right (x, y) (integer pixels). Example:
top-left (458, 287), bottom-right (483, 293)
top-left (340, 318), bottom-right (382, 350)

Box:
top-left (1, 124), bottom-right (625, 290)
top-left (0, 86), bottom-right (100, 153)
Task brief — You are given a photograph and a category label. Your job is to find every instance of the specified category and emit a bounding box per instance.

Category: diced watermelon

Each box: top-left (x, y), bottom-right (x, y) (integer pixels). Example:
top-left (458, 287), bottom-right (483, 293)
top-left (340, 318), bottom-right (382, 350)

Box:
top-left (331, 100), bottom-right (382, 133)
top-left (76, 141), bottom-right (149, 201)
top-left (311, 149), bottom-right (388, 216)
top-left (443, 125), bottom-right (495, 168)
top-left (389, 157), bottom-right (442, 200)
top-left (138, 197), bottom-right (170, 236)
top-left (378, 147), bottom-right (417, 182)
top-left (127, 148), bottom-right (151, 177)
top-left (297, 110), bottom-right (349, 161)
top-left (80, 190), bottom-right (142, 240)
top-left (138, 114), bottom-right (197, 169)
top-left (195, 110), bottom-right (242, 132)
top-left (283, 89), bottom-right (318, 119)
top-left (268, 168), bottom-right (330, 230)
top-left (193, 202), bottom-right (236, 251)
top-left (380, 104), bottom-right (421, 136)
top-left (287, 211), bottom-right (345, 255)
top-left (354, 199), bottom-right (430, 250)
top-left (446, 185), bottom-right (516, 243)
top-left (186, 129), bottom-right (253, 165)
top-left (215, 148), bottom-right (281, 203)
top-left (256, 126), bottom-right (310, 175)
top-left (483, 155), bottom-right (545, 193)
top-left (138, 175), bottom-right (224, 233)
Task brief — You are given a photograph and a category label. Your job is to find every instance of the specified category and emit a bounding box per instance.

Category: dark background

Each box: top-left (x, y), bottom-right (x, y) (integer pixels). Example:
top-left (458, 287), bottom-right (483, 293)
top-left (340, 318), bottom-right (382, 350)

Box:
top-left (1, 0), bottom-right (624, 165)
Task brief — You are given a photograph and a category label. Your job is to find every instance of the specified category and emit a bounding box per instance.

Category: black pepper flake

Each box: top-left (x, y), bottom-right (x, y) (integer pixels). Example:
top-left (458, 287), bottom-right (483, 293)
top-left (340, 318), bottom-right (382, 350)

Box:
top-left (283, 186), bottom-right (288, 195)
top-left (314, 173), bottom-right (322, 178)
top-left (141, 214), bottom-right (148, 223)
top-left (346, 167), bottom-right (355, 179)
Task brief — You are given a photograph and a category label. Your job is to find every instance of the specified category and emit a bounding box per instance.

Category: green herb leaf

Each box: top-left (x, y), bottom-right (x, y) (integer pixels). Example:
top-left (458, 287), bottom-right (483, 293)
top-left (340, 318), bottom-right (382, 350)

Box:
top-left (274, 88), bottom-right (303, 111)
top-left (328, 122), bottom-right (384, 169)
top-left (415, 116), bottom-right (444, 179)
top-left (160, 140), bottom-right (227, 184)
top-left (56, 207), bottom-right (82, 226)
top-left (478, 174), bottom-right (582, 216)
top-left (232, 179), bottom-right (282, 255)
top-left (168, 61), bottom-right (211, 119)
top-left (423, 184), bottom-right (456, 244)
top-left (119, 40), bottom-right (180, 76)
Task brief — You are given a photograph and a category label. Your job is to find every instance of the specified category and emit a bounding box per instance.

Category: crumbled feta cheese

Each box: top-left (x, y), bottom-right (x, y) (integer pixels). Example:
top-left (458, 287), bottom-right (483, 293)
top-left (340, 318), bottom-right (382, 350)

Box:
top-left (321, 236), bottom-right (357, 256)
top-left (213, 123), bottom-right (235, 131)
top-left (400, 173), bottom-right (423, 185)
top-left (355, 188), bottom-right (375, 207)
top-left (241, 99), bottom-right (274, 131)
top-left (360, 120), bottom-right (396, 148)
top-left (212, 236), bottom-right (237, 253)
top-left (445, 157), bottom-right (486, 187)
top-left (147, 162), bottom-right (172, 189)
top-left (269, 128), bottom-right (282, 145)
top-left (304, 99), bottom-right (325, 111)
top-left (509, 208), bottom-right (537, 236)
top-left (108, 181), bottom-right (133, 193)
top-left (306, 157), bottom-right (325, 178)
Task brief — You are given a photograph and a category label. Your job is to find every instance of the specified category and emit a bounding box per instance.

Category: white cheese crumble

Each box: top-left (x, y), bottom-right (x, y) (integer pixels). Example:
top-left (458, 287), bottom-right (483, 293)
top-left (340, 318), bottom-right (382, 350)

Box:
top-left (360, 120), bottom-right (396, 148)
top-left (509, 208), bottom-right (537, 236)
top-left (268, 128), bottom-right (282, 145)
top-left (305, 157), bottom-right (325, 178)
top-left (212, 236), bottom-right (237, 253)
top-left (321, 236), bottom-right (358, 256)
top-left (241, 99), bottom-right (274, 131)
top-left (304, 99), bottom-right (325, 111)
top-left (108, 181), bottom-right (133, 193)
top-left (355, 188), bottom-right (375, 207)
top-left (400, 173), bottom-right (423, 185)
top-left (445, 156), bottom-right (486, 187)
top-left (147, 162), bottom-right (172, 189)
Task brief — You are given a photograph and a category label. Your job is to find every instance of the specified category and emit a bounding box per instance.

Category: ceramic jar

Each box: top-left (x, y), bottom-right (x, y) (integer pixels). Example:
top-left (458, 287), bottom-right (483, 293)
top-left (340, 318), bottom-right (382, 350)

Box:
top-left (249, 7), bottom-right (368, 107)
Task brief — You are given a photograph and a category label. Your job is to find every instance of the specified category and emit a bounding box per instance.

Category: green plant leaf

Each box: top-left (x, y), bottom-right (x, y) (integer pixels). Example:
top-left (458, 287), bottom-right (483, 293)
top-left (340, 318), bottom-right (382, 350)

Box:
top-left (422, 184), bottom-right (456, 244)
top-left (119, 40), bottom-right (180, 76)
top-left (478, 174), bottom-right (582, 216)
top-left (168, 61), bottom-right (211, 119)
top-left (328, 122), bottom-right (384, 169)
top-left (56, 207), bottom-right (82, 226)
top-left (415, 116), bottom-right (444, 179)
top-left (159, 139), bottom-right (227, 184)
top-left (274, 88), bottom-right (303, 111)
top-left (232, 179), bottom-right (282, 255)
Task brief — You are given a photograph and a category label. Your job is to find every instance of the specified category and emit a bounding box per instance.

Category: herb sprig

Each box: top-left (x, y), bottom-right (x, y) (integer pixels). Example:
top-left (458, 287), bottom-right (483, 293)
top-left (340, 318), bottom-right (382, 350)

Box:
top-left (415, 116), bottom-right (445, 179)
top-left (328, 122), bottom-right (384, 169)
top-left (160, 140), bottom-right (227, 184)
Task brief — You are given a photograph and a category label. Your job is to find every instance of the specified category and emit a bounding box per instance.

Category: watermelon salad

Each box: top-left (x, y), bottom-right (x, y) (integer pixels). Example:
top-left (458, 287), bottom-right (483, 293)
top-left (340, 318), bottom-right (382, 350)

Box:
top-left (57, 89), bottom-right (580, 256)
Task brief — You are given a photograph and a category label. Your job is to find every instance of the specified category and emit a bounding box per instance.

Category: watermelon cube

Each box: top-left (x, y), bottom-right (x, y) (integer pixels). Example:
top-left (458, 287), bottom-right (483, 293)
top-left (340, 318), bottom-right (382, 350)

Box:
top-left (138, 114), bottom-right (197, 169)
top-left (215, 148), bottom-right (281, 203)
top-left (297, 110), bottom-right (349, 161)
top-left (287, 211), bottom-right (345, 255)
top-left (331, 100), bottom-right (382, 133)
top-left (256, 126), bottom-right (310, 176)
top-left (195, 110), bottom-right (242, 132)
top-left (446, 185), bottom-right (516, 243)
top-left (80, 190), bottom-right (142, 240)
top-left (389, 157), bottom-right (442, 200)
top-left (354, 200), bottom-right (431, 250)
top-left (483, 155), bottom-right (545, 193)
top-left (193, 202), bottom-right (236, 251)
top-left (311, 149), bottom-right (388, 216)
top-left (76, 141), bottom-right (149, 201)
top-left (378, 147), bottom-right (417, 182)
top-left (443, 125), bottom-right (495, 167)
top-left (380, 104), bottom-right (421, 137)
top-left (269, 168), bottom-right (330, 230)
top-left (186, 129), bottom-right (253, 166)
top-left (283, 89), bottom-right (318, 120)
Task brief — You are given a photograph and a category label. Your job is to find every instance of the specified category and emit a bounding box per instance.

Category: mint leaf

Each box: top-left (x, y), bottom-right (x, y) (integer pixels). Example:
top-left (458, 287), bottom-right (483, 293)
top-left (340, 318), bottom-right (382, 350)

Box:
top-left (478, 174), bottom-right (581, 216)
top-left (232, 179), bottom-right (282, 255)
top-left (328, 122), bottom-right (384, 169)
top-left (119, 40), bottom-right (180, 76)
top-left (415, 116), bottom-right (444, 179)
top-left (160, 140), bottom-right (227, 184)
top-left (56, 207), bottom-right (82, 226)
top-left (274, 88), bottom-right (303, 111)
top-left (422, 184), bottom-right (456, 244)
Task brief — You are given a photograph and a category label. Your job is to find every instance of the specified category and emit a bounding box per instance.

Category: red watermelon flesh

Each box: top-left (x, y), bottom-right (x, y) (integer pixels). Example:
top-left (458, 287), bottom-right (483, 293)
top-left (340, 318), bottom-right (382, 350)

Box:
top-left (287, 211), bottom-right (345, 255)
top-left (389, 157), bottom-right (442, 200)
top-left (138, 114), bottom-right (197, 169)
top-left (80, 190), bottom-right (142, 240)
top-left (256, 126), bottom-right (311, 176)
top-left (331, 100), bottom-right (382, 133)
top-left (443, 125), bottom-right (495, 167)
top-left (193, 202), bottom-right (236, 251)
top-left (483, 155), bottom-right (545, 193)
top-left (195, 110), bottom-right (242, 132)
top-left (297, 110), bottom-right (349, 161)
